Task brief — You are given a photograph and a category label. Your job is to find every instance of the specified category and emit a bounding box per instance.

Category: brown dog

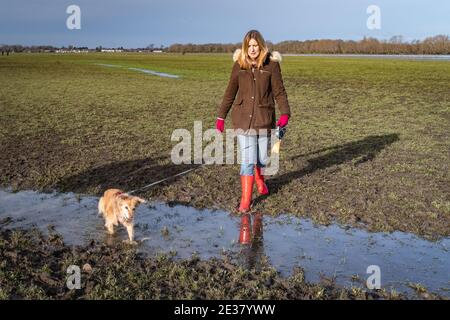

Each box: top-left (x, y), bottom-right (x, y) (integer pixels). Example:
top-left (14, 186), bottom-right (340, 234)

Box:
top-left (98, 189), bottom-right (146, 243)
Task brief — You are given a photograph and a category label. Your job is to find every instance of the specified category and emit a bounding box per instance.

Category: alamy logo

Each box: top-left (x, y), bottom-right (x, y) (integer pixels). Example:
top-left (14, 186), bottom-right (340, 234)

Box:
top-left (367, 5), bottom-right (381, 30)
top-left (66, 5), bottom-right (81, 30)
top-left (66, 265), bottom-right (81, 289)
top-left (171, 121), bottom-right (281, 175)
top-left (366, 265), bottom-right (381, 289)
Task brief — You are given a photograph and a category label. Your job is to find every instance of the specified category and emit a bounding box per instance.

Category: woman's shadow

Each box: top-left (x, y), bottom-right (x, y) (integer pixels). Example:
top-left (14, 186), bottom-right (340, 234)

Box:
top-left (254, 133), bottom-right (399, 203)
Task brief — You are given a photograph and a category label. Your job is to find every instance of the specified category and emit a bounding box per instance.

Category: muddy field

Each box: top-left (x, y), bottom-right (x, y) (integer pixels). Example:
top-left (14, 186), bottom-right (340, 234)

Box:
top-left (1, 53), bottom-right (449, 238)
top-left (0, 53), bottom-right (449, 299)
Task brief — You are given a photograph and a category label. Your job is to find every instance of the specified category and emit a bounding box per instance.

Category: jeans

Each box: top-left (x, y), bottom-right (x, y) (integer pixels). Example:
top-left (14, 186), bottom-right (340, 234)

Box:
top-left (237, 134), bottom-right (269, 176)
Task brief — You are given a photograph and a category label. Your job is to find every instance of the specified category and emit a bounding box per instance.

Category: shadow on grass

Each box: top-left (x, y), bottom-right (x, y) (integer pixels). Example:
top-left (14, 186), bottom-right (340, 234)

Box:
top-left (56, 156), bottom-right (200, 195)
top-left (254, 133), bottom-right (400, 204)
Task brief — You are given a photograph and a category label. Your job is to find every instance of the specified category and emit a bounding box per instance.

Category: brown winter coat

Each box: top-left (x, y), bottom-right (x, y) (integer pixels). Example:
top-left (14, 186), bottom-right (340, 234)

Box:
top-left (217, 49), bottom-right (291, 132)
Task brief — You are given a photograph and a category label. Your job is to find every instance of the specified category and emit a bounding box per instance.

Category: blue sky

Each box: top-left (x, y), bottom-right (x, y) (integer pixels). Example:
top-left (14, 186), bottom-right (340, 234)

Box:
top-left (1, 0), bottom-right (449, 47)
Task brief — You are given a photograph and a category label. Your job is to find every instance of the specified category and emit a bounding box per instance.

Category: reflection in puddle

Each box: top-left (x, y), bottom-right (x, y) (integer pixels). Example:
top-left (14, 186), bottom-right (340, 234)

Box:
top-left (237, 213), bottom-right (265, 271)
top-left (0, 189), bottom-right (449, 296)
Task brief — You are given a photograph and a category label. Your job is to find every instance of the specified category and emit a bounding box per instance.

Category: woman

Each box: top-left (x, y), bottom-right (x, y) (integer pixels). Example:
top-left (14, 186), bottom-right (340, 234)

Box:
top-left (216, 30), bottom-right (291, 213)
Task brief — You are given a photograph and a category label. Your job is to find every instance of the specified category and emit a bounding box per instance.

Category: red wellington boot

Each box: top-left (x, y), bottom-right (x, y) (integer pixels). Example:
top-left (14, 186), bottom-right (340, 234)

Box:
top-left (254, 166), bottom-right (269, 195)
top-left (239, 175), bottom-right (254, 213)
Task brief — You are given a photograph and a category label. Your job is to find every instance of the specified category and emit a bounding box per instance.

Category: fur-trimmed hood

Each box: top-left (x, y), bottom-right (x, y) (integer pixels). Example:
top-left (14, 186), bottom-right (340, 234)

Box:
top-left (233, 48), bottom-right (282, 63)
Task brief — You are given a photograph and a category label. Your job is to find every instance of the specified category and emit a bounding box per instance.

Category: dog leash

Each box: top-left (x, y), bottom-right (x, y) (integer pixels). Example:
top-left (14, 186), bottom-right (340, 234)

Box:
top-left (127, 164), bottom-right (203, 195)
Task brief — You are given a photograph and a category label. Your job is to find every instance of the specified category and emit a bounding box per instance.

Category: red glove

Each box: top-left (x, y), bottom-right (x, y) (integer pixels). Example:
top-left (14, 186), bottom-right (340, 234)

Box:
top-left (276, 114), bottom-right (289, 128)
top-left (216, 117), bottom-right (224, 133)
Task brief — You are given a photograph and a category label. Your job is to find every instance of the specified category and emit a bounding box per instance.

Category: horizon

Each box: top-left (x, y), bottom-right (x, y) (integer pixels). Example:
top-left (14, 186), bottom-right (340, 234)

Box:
top-left (1, 35), bottom-right (448, 50)
top-left (2, 34), bottom-right (450, 49)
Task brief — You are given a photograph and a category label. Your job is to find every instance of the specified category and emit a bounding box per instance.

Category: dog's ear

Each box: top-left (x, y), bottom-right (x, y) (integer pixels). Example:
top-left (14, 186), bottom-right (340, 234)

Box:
top-left (118, 193), bottom-right (129, 200)
top-left (134, 196), bottom-right (146, 204)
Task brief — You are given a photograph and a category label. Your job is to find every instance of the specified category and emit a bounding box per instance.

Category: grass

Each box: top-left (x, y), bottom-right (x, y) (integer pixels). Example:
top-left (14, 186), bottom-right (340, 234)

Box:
top-left (0, 52), bottom-right (449, 238)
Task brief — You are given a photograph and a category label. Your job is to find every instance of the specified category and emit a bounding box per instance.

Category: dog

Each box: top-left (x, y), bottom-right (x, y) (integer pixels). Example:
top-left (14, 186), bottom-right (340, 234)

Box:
top-left (98, 189), bottom-right (146, 243)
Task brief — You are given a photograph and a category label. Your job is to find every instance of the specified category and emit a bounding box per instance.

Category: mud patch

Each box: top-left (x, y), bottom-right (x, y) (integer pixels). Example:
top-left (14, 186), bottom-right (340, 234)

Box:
top-left (0, 131), bottom-right (77, 191)
top-left (1, 226), bottom-right (414, 299)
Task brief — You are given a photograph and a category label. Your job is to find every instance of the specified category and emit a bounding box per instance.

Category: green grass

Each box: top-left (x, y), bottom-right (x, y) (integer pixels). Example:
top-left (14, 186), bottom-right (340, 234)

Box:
top-left (0, 53), bottom-right (449, 238)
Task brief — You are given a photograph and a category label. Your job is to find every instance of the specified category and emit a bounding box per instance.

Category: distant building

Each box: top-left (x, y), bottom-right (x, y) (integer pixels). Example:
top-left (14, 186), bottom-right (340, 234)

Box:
top-left (56, 49), bottom-right (89, 53)
top-left (101, 48), bottom-right (123, 53)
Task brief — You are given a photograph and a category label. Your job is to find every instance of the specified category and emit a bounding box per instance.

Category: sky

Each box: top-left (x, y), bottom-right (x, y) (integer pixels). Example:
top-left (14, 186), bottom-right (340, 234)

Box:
top-left (1, 0), bottom-right (449, 47)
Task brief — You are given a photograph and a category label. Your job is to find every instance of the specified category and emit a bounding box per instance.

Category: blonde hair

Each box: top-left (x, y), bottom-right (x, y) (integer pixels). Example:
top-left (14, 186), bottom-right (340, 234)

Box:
top-left (238, 30), bottom-right (269, 69)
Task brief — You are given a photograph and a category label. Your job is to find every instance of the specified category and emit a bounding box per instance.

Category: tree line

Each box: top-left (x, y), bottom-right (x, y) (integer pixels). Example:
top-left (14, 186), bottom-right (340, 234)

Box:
top-left (167, 35), bottom-right (450, 55)
top-left (2, 35), bottom-right (449, 55)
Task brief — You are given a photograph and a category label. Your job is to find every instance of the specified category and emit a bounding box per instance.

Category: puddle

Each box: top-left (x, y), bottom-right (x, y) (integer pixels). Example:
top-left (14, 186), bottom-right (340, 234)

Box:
top-left (96, 63), bottom-right (122, 68)
top-left (127, 67), bottom-right (180, 78)
top-left (96, 63), bottom-right (180, 78)
top-left (0, 189), bottom-right (449, 297)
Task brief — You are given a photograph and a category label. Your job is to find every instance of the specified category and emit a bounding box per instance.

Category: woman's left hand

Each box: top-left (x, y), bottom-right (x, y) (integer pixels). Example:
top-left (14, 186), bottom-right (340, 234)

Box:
top-left (276, 114), bottom-right (289, 128)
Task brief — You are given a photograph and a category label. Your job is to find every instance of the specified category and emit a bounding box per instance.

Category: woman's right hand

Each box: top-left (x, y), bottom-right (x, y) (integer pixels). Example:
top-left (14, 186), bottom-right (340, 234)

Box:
top-left (216, 118), bottom-right (225, 133)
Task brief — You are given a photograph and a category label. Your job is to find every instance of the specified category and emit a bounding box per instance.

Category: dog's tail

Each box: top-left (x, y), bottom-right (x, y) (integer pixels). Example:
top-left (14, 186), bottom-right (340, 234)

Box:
top-left (98, 196), bottom-right (104, 216)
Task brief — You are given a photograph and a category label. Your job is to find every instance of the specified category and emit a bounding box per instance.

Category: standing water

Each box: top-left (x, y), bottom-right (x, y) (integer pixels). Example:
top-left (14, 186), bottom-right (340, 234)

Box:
top-left (95, 63), bottom-right (180, 78)
top-left (0, 189), bottom-right (448, 297)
